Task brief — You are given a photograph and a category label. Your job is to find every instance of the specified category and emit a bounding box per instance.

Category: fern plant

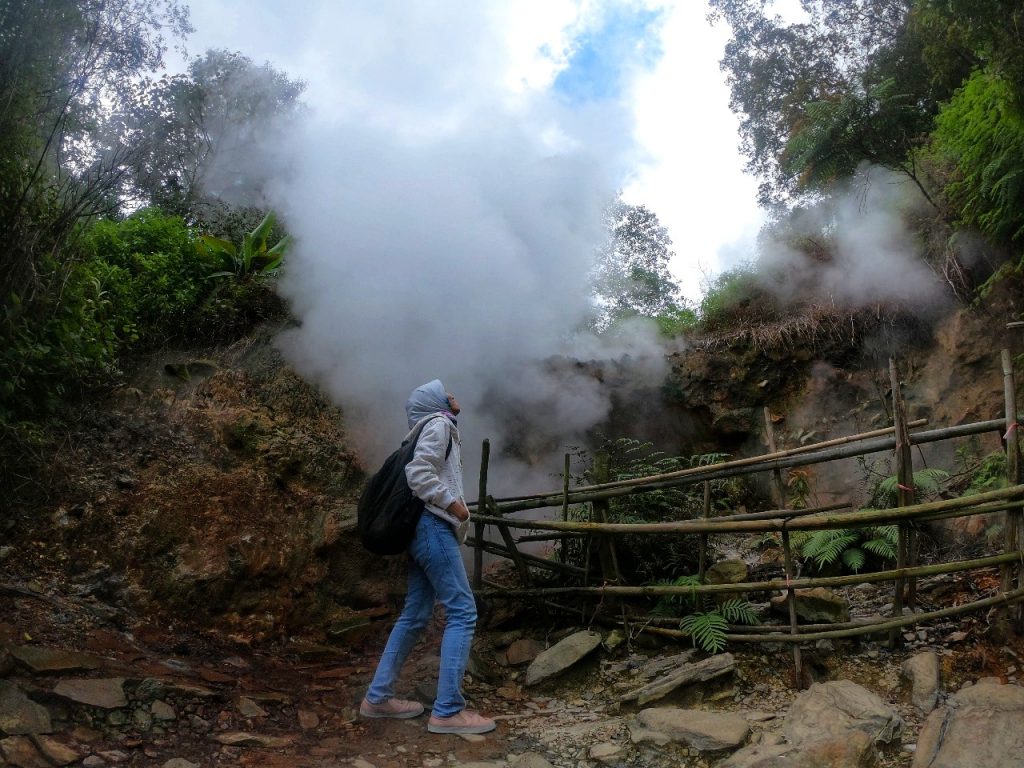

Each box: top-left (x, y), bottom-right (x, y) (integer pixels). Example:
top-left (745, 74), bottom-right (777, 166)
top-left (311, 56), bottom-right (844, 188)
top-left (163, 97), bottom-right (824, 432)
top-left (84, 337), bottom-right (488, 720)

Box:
top-left (679, 600), bottom-right (760, 654)
top-left (653, 574), bottom-right (759, 654)
top-left (872, 468), bottom-right (949, 508)
top-left (801, 525), bottom-right (899, 573)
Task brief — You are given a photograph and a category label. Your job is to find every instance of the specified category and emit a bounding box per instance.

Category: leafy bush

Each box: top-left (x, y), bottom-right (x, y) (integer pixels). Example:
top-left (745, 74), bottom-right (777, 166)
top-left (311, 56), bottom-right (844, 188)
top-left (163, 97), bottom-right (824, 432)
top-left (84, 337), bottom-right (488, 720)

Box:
top-left (81, 209), bottom-right (211, 349)
top-left (868, 467), bottom-right (950, 509)
top-left (199, 210), bottom-right (290, 280)
top-left (654, 304), bottom-right (699, 337)
top-left (563, 439), bottom-right (745, 584)
top-left (0, 257), bottom-right (121, 421)
top-left (698, 266), bottom-right (780, 333)
top-left (679, 600), bottom-right (760, 654)
top-left (959, 449), bottom-right (1008, 496)
top-left (653, 573), bottom-right (759, 654)
top-left (800, 465), bottom-right (950, 574)
top-left (931, 70), bottom-right (1024, 246)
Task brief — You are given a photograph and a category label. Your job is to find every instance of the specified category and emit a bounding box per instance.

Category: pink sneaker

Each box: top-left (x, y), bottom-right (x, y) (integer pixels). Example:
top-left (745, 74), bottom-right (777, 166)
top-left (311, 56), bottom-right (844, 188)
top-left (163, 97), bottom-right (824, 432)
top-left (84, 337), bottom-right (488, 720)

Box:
top-left (359, 697), bottom-right (425, 719)
top-left (427, 710), bottom-right (496, 734)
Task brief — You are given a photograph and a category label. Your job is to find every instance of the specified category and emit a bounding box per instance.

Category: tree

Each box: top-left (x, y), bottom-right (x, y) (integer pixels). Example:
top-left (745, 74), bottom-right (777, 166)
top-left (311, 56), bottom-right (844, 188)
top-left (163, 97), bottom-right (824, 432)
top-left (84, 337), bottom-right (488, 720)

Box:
top-left (707, 0), bottom-right (956, 208)
top-left (0, 0), bottom-right (190, 420)
top-left (127, 49), bottom-right (306, 219)
top-left (590, 199), bottom-right (685, 331)
top-left (0, 0), bottom-right (192, 304)
top-left (930, 70), bottom-right (1024, 246)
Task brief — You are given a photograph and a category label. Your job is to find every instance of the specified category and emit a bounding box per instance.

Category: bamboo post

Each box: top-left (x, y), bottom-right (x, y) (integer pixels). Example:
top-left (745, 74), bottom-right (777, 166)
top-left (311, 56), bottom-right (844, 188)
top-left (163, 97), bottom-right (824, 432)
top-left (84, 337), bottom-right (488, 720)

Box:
top-left (1002, 350), bottom-right (1023, 630)
top-left (889, 359), bottom-right (914, 646)
top-left (591, 451), bottom-right (622, 583)
top-left (473, 439), bottom-right (490, 591)
top-left (488, 496), bottom-right (532, 587)
top-left (698, 481), bottom-right (711, 580)
top-left (560, 453), bottom-right (571, 564)
top-left (764, 407), bottom-right (802, 687)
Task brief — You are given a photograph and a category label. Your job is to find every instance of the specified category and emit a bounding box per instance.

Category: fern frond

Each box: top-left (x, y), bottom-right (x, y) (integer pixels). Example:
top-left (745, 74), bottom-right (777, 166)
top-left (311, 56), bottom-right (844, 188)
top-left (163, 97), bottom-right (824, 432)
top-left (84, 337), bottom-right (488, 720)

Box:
top-left (841, 546), bottom-right (866, 572)
top-left (863, 536), bottom-right (898, 560)
top-left (912, 468), bottom-right (949, 494)
top-left (719, 599), bottom-right (760, 625)
top-left (679, 611), bottom-right (729, 654)
top-left (802, 529), bottom-right (859, 567)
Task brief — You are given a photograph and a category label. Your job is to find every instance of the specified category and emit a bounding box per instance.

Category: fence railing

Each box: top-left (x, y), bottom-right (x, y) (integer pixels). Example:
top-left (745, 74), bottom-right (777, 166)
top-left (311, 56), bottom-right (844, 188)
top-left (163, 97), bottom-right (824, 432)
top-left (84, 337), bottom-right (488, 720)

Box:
top-left (466, 351), bottom-right (1024, 686)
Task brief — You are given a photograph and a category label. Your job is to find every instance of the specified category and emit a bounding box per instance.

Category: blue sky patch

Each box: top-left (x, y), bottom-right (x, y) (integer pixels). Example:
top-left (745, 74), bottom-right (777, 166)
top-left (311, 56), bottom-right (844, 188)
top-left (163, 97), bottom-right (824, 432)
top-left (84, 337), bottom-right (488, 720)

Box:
top-left (554, 5), bottom-right (664, 104)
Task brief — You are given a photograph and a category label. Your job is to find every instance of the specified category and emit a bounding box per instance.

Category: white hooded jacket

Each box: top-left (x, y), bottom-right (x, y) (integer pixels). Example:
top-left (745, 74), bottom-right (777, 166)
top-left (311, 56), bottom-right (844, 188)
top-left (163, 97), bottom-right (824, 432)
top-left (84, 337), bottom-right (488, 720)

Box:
top-left (404, 413), bottom-right (469, 543)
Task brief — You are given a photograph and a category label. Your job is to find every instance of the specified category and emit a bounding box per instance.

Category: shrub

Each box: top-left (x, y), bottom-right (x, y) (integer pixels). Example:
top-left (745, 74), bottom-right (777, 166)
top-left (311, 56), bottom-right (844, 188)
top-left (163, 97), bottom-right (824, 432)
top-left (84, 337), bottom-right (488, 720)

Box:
top-left (698, 266), bottom-right (780, 333)
top-left (801, 525), bottom-right (899, 573)
top-left (563, 439), bottom-right (745, 584)
top-left (81, 208), bottom-right (212, 349)
top-left (931, 70), bottom-right (1024, 246)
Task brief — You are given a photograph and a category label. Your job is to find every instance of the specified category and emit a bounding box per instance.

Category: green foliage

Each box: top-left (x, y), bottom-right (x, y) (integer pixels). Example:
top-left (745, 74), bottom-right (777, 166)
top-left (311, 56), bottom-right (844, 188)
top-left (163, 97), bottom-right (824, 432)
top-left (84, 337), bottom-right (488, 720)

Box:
top-left (957, 448), bottom-right (1008, 497)
top-left (81, 209), bottom-right (210, 348)
top-left (652, 574), bottom-right (702, 615)
top-left (801, 525), bottom-right (899, 572)
top-left (653, 573), bottom-right (759, 654)
top-left (784, 78), bottom-right (934, 201)
top-left (679, 610), bottom-right (731, 654)
top-left (563, 439), bottom-right (743, 584)
top-left (0, 255), bottom-right (122, 421)
top-left (697, 265), bottom-right (779, 333)
top-left (708, 0), bottom-right (942, 208)
top-left (870, 467), bottom-right (950, 508)
top-left (679, 599), bottom-right (760, 654)
top-left (931, 71), bottom-right (1024, 245)
top-left (200, 211), bottom-right (291, 280)
top-left (654, 305), bottom-right (699, 338)
top-left (591, 200), bottom-right (684, 332)
top-left (128, 50), bottom-right (306, 217)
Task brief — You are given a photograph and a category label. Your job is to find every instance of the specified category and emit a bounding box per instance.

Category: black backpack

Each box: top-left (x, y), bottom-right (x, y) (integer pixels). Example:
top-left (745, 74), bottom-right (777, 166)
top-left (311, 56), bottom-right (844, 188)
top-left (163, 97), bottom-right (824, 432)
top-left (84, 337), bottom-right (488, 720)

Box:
top-left (357, 415), bottom-right (453, 555)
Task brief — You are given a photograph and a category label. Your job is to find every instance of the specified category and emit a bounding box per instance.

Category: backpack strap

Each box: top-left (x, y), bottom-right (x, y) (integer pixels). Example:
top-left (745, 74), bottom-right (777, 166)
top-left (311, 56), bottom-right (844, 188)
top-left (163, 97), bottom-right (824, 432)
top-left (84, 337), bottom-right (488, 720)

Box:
top-left (404, 414), bottom-right (455, 462)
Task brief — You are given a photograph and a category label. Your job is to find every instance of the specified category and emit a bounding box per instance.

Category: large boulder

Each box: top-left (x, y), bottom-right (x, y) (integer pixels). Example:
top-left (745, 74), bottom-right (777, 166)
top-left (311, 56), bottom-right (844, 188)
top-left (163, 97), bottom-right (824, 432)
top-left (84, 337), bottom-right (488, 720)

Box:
top-left (630, 707), bottom-right (749, 752)
top-left (912, 678), bottom-right (1024, 768)
top-left (620, 653), bottom-right (735, 706)
top-left (719, 730), bottom-right (877, 768)
top-left (771, 588), bottom-right (850, 623)
top-left (900, 651), bottom-right (940, 714)
top-left (524, 631), bottom-right (601, 687)
top-left (784, 680), bottom-right (901, 746)
top-left (0, 682), bottom-right (52, 736)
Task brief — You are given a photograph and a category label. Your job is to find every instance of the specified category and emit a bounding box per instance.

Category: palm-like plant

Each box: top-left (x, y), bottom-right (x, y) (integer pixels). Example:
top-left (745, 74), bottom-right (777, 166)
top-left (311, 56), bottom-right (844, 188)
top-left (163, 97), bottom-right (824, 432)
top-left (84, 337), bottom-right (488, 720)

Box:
top-left (201, 211), bottom-right (290, 279)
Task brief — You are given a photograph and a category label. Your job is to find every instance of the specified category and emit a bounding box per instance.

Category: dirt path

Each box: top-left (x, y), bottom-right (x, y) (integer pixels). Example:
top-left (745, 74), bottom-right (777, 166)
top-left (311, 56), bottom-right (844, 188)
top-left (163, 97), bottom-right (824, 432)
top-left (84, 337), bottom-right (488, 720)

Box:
top-left (3, 573), bottom-right (1022, 768)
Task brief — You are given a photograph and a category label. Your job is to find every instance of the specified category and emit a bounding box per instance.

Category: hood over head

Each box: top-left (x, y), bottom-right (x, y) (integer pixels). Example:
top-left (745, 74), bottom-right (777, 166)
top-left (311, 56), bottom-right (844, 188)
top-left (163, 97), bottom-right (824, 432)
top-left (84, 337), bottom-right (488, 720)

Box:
top-left (406, 379), bottom-right (450, 429)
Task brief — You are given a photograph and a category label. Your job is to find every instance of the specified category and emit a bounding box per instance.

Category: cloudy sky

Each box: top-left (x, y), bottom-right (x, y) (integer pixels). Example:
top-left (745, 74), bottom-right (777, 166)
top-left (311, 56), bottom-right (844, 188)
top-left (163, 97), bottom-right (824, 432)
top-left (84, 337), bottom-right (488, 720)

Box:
top-left (173, 0), bottom-right (783, 301)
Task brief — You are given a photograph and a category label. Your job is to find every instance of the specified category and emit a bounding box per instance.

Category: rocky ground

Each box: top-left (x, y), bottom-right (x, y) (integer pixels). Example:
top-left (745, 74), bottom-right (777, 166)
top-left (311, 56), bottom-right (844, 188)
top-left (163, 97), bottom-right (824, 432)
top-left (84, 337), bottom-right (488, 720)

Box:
top-left (3, 562), bottom-right (1024, 768)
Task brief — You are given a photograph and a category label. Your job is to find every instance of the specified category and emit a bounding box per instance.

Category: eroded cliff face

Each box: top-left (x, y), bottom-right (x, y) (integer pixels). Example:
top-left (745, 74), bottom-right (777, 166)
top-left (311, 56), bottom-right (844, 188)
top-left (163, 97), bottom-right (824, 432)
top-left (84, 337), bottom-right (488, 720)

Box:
top-left (657, 278), bottom-right (1021, 516)
top-left (10, 326), bottom-right (400, 643)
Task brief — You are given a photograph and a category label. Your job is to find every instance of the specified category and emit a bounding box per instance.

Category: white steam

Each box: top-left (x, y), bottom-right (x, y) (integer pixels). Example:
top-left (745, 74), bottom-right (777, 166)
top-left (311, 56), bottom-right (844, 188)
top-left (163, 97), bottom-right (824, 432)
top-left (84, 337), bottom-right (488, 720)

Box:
top-left (756, 165), bottom-right (949, 310)
top-left (248, 2), bottom-right (670, 486)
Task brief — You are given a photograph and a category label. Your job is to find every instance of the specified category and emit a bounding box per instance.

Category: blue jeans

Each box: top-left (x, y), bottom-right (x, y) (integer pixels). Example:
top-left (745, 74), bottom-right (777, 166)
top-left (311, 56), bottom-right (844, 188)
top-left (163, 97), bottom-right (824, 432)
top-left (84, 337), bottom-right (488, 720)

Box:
top-left (365, 512), bottom-right (477, 717)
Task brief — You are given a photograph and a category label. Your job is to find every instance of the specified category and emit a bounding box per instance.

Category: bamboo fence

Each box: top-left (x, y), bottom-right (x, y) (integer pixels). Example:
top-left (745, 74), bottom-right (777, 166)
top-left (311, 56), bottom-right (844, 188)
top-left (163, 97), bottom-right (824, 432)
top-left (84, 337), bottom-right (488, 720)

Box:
top-left (466, 352), bottom-right (1024, 687)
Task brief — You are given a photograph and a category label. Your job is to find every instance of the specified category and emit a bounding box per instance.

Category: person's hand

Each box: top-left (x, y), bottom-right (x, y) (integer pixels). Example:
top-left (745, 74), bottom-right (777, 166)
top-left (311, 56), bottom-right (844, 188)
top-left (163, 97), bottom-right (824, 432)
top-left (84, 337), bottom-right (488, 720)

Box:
top-left (447, 499), bottom-right (470, 522)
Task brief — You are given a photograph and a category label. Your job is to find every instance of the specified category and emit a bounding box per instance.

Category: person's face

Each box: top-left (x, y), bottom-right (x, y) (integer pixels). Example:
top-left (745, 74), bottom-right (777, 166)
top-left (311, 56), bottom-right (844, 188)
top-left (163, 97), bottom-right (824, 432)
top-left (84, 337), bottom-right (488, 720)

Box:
top-left (446, 392), bottom-right (461, 415)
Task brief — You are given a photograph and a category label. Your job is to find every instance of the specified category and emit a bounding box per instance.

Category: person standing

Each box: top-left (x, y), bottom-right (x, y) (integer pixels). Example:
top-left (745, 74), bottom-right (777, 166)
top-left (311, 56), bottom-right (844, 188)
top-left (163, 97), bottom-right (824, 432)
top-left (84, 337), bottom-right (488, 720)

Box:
top-left (360, 379), bottom-right (496, 735)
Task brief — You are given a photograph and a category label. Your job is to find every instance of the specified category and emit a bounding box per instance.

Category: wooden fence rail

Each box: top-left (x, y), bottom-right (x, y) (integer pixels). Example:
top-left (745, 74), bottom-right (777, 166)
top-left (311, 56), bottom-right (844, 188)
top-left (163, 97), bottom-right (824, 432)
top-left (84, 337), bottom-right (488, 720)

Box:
top-left (468, 352), bottom-right (1023, 687)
